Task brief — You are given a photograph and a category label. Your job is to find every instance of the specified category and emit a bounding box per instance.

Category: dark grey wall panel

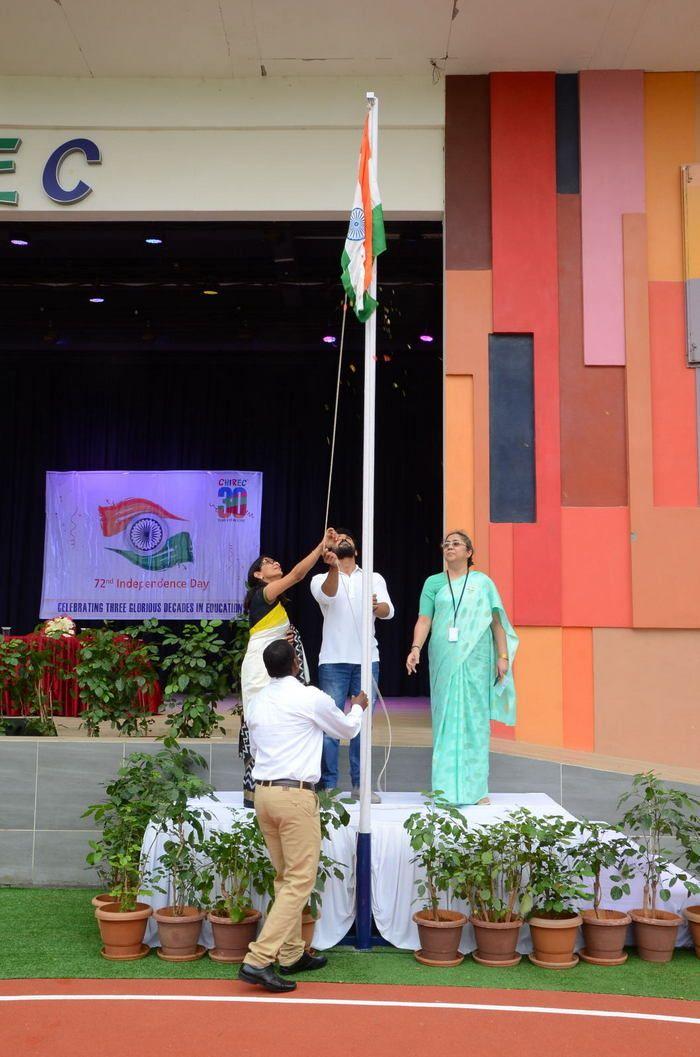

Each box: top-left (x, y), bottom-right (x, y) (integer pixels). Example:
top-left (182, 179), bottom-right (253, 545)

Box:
top-left (489, 333), bottom-right (536, 522)
top-left (556, 73), bottom-right (580, 194)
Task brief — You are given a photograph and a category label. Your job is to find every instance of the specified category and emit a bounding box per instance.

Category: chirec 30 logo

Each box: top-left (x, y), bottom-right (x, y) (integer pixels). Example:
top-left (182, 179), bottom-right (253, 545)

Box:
top-left (217, 479), bottom-right (248, 520)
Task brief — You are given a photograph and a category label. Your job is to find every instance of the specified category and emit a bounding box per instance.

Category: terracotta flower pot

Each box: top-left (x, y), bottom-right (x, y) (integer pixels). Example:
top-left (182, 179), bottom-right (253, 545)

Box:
top-left (95, 901), bottom-right (152, 960)
top-left (91, 893), bottom-right (116, 909)
top-left (580, 908), bottom-right (631, 965)
top-left (471, 916), bottom-right (522, 967)
top-left (302, 908), bottom-right (319, 951)
top-left (528, 912), bottom-right (582, 969)
top-left (154, 906), bottom-right (206, 961)
top-left (630, 908), bottom-right (681, 963)
top-left (684, 905), bottom-right (700, 957)
top-left (412, 909), bottom-right (467, 967)
top-left (208, 909), bottom-right (261, 963)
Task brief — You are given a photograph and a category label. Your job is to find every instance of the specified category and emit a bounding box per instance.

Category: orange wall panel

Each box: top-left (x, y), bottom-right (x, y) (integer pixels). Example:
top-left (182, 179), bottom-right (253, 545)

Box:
top-left (513, 626), bottom-right (563, 747)
top-left (623, 214), bottom-right (700, 627)
top-left (445, 270), bottom-right (493, 376)
top-left (648, 281), bottom-right (699, 506)
top-left (594, 629), bottom-right (700, 767)
top-left (562, 627), bottom-right (594, 752)
top-left (645, 73), bottom-right (696, 282)
top-left (444, 270), bottom-right (493, 570)
top-left (445, 375), bottom-right (474, 539)
top-left (561, 507), bottom-right (632, 627)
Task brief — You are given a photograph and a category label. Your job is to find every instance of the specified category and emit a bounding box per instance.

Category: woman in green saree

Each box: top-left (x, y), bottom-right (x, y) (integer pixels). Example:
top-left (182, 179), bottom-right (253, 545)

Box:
top-left (406, 531), bottom-right (518, 806)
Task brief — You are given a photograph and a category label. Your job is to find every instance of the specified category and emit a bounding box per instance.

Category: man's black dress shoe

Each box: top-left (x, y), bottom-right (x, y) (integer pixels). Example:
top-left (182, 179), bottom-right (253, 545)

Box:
top-left (238, 962), bottom-right (297, 992)
top-left (278, 951), bottom-right (328, 975)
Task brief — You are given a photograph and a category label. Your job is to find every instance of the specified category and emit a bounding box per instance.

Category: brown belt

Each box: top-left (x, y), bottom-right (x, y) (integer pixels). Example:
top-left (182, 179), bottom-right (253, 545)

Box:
top-left (256, 779), bottom-right (315, 792)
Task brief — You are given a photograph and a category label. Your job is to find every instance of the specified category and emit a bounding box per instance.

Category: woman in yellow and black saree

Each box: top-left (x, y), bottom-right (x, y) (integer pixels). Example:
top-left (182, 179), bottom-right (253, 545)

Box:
top-left (239, 528), bottom-right (338, 805)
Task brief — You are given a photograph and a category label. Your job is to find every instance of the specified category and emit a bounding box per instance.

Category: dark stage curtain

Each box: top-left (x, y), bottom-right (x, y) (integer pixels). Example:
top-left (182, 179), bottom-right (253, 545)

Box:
top-left (0, 346), bottom-right (441, 696)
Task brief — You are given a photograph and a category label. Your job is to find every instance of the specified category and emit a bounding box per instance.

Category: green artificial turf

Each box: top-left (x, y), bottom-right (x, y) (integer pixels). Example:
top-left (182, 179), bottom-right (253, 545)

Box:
top-left (1, 888), bottom-right (699, 1001)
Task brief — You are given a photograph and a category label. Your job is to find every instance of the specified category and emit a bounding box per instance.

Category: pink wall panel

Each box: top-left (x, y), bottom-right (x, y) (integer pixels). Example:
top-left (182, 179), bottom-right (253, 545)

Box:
top-left (580, 71), bottom-right (645, 365)
top-left (491, 72), bottom-right (561, 625)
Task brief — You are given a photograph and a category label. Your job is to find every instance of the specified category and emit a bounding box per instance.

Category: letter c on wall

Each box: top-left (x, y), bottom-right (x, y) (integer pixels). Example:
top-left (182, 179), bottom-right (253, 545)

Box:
top-left (42, 138), bottom-right (101, 204)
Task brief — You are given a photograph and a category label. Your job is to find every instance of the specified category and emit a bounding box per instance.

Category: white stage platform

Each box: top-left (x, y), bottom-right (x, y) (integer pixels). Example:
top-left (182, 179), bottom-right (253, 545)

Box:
top-left (141, 791), bottom-right (694, 953)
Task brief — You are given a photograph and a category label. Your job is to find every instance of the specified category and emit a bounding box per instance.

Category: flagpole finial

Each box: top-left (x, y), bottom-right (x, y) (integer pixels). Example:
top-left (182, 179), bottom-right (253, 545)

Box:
top-left (366, 91), bottom-right (376, 103)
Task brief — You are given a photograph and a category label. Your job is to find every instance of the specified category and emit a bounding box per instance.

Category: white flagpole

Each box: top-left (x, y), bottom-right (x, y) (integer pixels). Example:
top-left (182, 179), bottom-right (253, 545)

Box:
top-left (356, 90), bottom-right (378, 950)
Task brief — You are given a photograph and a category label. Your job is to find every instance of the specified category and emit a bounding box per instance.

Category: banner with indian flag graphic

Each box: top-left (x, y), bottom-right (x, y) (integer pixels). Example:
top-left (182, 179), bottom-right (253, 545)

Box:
top-left (341, 112), bottom-right (386, 322)
top-left (40, 470), bottom-right (262, 620)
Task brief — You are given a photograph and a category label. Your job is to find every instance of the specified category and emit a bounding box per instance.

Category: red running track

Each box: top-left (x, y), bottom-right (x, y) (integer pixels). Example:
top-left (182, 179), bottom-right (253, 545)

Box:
top-left (1, 978), bottom-right (698, 1057)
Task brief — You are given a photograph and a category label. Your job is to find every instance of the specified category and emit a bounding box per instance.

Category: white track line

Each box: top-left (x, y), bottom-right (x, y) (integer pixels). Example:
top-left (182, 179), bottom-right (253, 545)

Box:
top-left (0, 994), bottom-right (698, 1026)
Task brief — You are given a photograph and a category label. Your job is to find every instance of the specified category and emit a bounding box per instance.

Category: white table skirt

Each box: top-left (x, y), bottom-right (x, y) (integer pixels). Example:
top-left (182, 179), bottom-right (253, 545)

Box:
top-left (141, 791), bottom-right (695, 952)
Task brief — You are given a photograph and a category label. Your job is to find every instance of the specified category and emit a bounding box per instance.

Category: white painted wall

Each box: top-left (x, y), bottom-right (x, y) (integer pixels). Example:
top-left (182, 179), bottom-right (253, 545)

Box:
top-left (0, 76), bottom-right (444, 218)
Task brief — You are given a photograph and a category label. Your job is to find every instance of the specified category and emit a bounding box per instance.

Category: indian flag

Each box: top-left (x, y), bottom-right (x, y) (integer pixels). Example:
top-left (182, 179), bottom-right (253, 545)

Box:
top-left (341, 114), bottom-right (386, 322)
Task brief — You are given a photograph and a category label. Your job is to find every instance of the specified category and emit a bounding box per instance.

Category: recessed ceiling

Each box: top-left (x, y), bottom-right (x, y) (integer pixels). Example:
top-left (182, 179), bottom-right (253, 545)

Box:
top-left (1, 1), bottom-right (699, 78)
top-left (0, 219), bottom-right (442, 355)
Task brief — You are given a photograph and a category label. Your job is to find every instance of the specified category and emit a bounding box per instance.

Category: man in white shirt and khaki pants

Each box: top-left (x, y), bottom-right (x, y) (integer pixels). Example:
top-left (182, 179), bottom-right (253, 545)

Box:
top-left (238, 638), bottom-right (368, 993)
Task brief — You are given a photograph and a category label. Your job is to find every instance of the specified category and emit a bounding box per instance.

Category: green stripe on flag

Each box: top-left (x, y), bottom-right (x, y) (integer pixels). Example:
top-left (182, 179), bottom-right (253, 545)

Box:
top-left (340, 204), bottom-right (386, 323)
top-left (108, 531), bottom-right (194, 570)
top-left (372, 203), bottom-right (386, 257)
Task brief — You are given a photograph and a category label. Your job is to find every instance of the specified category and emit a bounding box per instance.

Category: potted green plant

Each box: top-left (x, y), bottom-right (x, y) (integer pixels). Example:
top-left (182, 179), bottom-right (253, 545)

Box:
top-left (149, 742), bottom-right (216, 961)
top-left (84, 739), bottom-right (213, 959)
top-left (617, 771), bottom-right (700, 962)
top-left (518, 812), bottom-right (588, 969)
top-left (203, 816), bottom-right (275, 963)
top-left (0, 636), bottom-right (30, 725)
top-left (75, 625), bottom-right (157, 736)
top-left (90, 839), bottom-right (156, 961)
top-left (456, 813), bottom-right (533, 967)
top-left (0, 635), bottom-right (58, 736)
top-left (155, 828), bottom-right (213, 961)
top-left (403, 791), bottom-right (468, 966)
top-left (681, 817), bottom-right (700, 957)
top-left (571, 821), bottom-right (635, 966)
top-left (136, 619), bottom-right (230, 738)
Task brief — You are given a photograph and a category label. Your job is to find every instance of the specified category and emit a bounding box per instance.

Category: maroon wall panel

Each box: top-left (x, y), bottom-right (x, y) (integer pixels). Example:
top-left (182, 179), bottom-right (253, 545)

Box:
top-left (445, 75), bottom-right (492, 270)
top-left (558, 194), bottom-right (628, 505)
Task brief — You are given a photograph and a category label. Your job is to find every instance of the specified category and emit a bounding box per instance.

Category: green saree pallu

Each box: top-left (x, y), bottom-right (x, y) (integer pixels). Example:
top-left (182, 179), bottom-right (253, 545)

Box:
top-left (419, 570), bottom-right (519, 806)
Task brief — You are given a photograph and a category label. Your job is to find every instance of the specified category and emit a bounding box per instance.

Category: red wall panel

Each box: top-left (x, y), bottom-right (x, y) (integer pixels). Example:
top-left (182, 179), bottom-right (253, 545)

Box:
top-left (491, 73), bottom-right (562, 625)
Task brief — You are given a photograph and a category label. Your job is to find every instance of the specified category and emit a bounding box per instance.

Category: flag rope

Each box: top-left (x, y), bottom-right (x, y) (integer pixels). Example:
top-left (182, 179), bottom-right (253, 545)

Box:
top-left (323, 296), bottom-right (348, 536)
top-left (322, 298), bottom-right (393, 797)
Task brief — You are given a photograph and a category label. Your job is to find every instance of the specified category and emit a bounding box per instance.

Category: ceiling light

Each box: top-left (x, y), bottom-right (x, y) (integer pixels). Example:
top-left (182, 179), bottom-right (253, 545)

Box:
top-left (419, 334), bottom-right (434, 343)
top-left (322, 335), bottom-right (336, 344)
top-left (202, 289), bottom-right (218, 296)
top-left (89, 297), bottom-right (105, 304)
top-left (10, 238), bottom-right (28, 247)
top-left (145, 237), bottom-right (162, 245)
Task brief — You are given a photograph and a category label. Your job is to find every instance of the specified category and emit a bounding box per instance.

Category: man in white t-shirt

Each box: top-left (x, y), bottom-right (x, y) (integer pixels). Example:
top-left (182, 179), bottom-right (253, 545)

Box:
top-left (310, 528), bottom-right (394, 799)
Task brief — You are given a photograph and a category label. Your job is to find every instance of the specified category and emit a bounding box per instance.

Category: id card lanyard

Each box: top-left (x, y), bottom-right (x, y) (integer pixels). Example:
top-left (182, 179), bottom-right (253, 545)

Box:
top-left (446, 568), bottom-right (469, 642)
